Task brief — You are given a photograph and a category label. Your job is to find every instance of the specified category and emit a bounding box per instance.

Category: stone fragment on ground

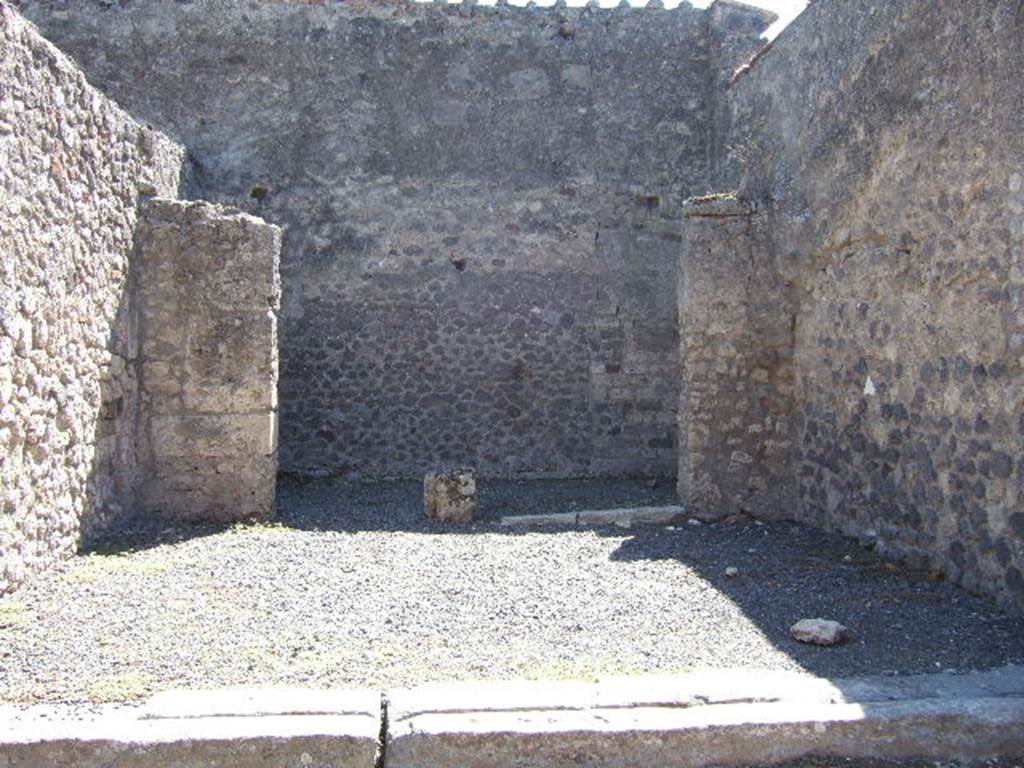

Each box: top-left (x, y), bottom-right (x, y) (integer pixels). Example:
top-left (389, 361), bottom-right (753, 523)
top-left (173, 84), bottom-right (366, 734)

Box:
top-left (424, 470), bottom-right (477, 523)
top-left (790, 618), bottom-right (848, 646)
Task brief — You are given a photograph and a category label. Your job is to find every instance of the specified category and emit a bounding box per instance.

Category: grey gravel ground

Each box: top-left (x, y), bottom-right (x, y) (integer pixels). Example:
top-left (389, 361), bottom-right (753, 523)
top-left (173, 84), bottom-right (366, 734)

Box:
top-left (1, 477), bottom-right (1023, 704)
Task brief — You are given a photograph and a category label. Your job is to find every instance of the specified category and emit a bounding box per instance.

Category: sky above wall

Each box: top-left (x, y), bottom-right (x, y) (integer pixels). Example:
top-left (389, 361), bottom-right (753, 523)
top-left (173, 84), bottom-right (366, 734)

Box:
top-left (691, 0), bottom-right (808, 38)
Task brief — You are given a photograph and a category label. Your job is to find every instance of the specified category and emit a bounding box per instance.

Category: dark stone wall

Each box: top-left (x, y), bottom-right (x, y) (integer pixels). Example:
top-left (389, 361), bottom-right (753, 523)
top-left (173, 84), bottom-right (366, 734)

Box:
top-left (727, 0), bottom-right (1024, 611)
top-left (18, 0), bottom-right (772, 479)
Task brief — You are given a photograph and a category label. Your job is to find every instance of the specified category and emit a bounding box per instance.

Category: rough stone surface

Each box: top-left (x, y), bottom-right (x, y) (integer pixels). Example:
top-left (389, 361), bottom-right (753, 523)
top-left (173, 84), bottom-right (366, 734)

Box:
top-left (677, 195), bottom-right (796, 518)
top-left (0, 688), bottom-right (380, 768)
top-left (501, 504), bottom-right (685, 527)
top-left (0, 5), bottom-right (184, 595)
top-left (134, 198), bottom-right (282, 523)
top-left (16, 0), bottom-right (774, 480)
top-left (6, 0), bottom-right (1024, 619)
top-left (423, 470), bottom-right (477, 523)
top-left (386, 667), bottom-right (1024, 768)
top-left (725, 0), bottom-right (1024, 612)
top-left (4, 669), bottom-right (1024, 768)
top-left (790, 618), bottom-right (848, 647)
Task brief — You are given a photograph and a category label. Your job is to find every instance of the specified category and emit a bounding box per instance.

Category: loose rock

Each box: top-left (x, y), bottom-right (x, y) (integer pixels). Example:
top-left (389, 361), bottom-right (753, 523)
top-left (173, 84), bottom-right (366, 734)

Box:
top-left (424, 469), bottom-right (477, 523)
top-left (790, 618), bottom-right (848, 646)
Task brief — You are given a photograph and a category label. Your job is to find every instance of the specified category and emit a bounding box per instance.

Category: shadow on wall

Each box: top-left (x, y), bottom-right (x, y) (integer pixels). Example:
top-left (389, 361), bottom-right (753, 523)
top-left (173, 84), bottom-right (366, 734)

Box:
top-left (724, 0), bottom-right (1024, 613)
top-left (14, 0), bottom-right (779, 483)
top-left (1, 6), bottom-right (281, 595)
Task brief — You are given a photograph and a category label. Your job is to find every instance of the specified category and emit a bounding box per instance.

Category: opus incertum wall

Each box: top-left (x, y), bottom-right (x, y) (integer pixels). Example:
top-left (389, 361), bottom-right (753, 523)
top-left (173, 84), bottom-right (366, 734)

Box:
top-left (1, 6), bottom-right (282, 594)
top-left (713, 0), bottom-right (1024, 612)
top-left (18, 0), bottom-right (776, 480)
top-left (0, 5), bottom-right (183, 593)
top-left (7, 0), bottom-right (1024, 615)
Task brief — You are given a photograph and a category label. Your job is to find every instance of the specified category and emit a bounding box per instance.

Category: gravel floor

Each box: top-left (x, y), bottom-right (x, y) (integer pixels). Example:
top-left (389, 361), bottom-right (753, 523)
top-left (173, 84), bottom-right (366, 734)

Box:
top-left (1, 477), bottom-right (1023, 705)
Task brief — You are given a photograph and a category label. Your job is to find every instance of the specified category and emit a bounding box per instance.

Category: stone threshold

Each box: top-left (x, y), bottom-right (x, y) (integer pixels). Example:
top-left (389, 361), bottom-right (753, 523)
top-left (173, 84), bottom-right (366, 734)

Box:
top-left (500, 504), bottom-right (687, 527)
top-left (2, 667), bottom-right (1023, 767)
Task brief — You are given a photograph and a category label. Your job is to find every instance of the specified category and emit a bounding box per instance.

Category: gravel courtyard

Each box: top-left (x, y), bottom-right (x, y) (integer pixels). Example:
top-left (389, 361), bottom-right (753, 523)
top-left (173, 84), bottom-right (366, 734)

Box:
top-left (1, 478), bottom-right (1023, 705)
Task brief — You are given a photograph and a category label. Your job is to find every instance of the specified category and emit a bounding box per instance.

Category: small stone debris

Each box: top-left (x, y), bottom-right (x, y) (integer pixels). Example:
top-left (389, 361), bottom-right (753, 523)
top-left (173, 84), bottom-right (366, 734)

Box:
top-left (790, 618), bottom-right (848, 647)
top-left (725, 566), bottom-right (739, 578)
top-left (424, 469), bottom-right (477, 523)
top-left (687, 519), bottom-right (702, 527)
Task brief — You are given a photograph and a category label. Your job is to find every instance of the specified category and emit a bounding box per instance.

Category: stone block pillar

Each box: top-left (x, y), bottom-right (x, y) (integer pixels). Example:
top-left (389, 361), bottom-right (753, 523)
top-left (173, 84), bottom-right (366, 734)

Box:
top-left (135, 199), bottom-right (282, 522)
top-left (677, 195), bottom-right (796, 518)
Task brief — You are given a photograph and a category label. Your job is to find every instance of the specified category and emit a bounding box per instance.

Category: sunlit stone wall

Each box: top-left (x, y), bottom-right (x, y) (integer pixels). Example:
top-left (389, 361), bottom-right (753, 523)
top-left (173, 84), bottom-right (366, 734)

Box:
top-left (0, 6), bottom-right (183, 593)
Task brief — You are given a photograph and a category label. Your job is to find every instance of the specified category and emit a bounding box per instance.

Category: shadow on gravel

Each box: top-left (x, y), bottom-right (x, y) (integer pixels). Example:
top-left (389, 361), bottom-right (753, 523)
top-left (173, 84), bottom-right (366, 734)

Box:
top-left (273, 475), bottom-right (681, 533)
top-left (83, 519), bottom-right (236, 556)
top-left (82, 475), bottom-right (679, 553)
top-left (82, 475), bottom-right (1024, 683)
top-left (603, 521), bottom-right (1024, 680)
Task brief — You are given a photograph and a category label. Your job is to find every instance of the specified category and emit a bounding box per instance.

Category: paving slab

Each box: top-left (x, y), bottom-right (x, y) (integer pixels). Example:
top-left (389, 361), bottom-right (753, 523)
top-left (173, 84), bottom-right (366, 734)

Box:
top-left (0, 688), bottom-right (380, 768)
top-left (501, 505), bottom-right (686, 527)
top-left (386, 667), bottom-right (1024, 768)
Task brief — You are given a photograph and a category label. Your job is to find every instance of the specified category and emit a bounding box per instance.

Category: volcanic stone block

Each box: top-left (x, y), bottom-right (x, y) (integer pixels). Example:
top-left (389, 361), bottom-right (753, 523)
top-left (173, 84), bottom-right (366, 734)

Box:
top-left (386, 667), bottom-right (1024, 768)
top-left (790, 618), bottom-right (848, 646)
top-left (424, 470), bottom-right (477, 523)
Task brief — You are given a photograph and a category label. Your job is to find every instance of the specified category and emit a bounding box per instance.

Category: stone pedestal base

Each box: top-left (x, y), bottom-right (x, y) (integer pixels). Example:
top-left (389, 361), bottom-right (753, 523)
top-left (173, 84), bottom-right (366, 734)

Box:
top-left (424, 470), bottom-right (477, 523)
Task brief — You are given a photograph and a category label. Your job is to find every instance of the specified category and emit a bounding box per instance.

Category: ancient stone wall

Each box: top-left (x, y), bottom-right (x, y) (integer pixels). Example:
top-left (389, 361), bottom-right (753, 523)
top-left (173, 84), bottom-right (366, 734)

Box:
top-left (0, 5), bottom-right (184, 593)
top-left (134, 199), bottom-right (281, 522)
top-left (18, 0), bottom-right (774, 480)
top-left (677, 195), bottom-right (795, 518)
top-left (727, 0), bottom-right (1024, 611)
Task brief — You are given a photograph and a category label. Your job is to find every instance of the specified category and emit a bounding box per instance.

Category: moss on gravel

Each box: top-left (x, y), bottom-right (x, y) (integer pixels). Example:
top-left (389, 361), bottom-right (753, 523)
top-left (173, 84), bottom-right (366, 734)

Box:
top-left (0, 601), bottom-right (32, 629)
